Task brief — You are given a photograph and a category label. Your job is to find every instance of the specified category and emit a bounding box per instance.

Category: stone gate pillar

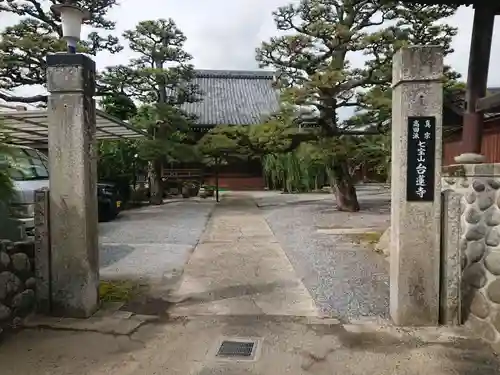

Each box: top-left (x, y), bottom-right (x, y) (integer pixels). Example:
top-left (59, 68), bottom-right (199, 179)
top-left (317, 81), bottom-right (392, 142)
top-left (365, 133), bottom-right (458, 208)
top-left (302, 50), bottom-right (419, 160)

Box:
top-left (390, 46), bottom-right (443, 326)
top-left (46, 54), bottom-right (99, 318)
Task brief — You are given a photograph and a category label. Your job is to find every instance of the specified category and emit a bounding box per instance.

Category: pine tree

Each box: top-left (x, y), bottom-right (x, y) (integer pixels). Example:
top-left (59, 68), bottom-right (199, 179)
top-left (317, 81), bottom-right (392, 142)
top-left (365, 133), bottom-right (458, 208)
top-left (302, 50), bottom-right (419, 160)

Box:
top-left (256, 0), bottom-right (458, 211)
top-left (100, 19), bottom-right (200, 204)
top-left (0, 0), bottom-right (122, 103)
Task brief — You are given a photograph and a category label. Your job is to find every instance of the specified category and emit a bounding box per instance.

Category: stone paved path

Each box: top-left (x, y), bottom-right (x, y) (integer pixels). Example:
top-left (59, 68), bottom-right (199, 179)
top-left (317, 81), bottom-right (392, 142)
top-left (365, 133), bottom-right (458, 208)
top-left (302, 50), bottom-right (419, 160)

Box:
top-left (168, 193), bottom-right (318, 317)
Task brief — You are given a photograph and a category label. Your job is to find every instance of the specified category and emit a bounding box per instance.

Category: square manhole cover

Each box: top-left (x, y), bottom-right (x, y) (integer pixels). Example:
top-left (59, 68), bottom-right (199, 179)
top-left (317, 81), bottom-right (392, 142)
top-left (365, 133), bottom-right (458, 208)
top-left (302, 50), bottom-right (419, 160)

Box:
top-left (214, 338), bottom-right (260, 361)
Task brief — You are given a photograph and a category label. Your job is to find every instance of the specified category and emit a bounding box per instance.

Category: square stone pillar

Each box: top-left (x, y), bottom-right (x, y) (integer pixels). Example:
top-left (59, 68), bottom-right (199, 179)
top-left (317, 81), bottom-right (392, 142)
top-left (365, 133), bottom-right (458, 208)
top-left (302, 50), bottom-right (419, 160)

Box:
top-left (46, 54), bottom-right (99, 318)
top-left (390, 46), bottom-right (443, 326)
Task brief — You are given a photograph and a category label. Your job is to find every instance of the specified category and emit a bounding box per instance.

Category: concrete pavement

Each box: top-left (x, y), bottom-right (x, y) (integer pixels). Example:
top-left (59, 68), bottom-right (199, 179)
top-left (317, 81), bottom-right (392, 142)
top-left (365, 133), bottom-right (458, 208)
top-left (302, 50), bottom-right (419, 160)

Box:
top-left (1, 192), bottom-right (500, 374)
top-left (5, 314), bottom-right (500, 375)
top-left (99, 199), bottom-right (214, 290)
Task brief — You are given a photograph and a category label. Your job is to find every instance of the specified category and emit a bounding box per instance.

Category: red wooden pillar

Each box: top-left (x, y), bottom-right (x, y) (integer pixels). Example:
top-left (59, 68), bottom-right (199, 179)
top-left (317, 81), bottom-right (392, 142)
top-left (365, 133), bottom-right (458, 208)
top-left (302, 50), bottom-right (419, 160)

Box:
top-left (461, 6), bottom-right (495, 156)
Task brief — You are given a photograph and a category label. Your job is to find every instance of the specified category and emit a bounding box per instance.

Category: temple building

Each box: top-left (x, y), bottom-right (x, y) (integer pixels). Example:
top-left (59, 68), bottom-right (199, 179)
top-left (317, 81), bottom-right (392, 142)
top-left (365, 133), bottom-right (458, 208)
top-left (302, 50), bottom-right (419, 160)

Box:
top-left (166, 69), bottom-right (280, 190)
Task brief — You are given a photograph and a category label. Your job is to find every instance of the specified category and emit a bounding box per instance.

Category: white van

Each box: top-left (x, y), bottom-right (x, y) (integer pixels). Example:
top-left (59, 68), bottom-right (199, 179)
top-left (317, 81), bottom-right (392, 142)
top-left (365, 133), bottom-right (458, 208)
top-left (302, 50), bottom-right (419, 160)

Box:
top-left (0, 144), bottom-right (122, 241)
top-left (0, 144), bottom-right (49, 241)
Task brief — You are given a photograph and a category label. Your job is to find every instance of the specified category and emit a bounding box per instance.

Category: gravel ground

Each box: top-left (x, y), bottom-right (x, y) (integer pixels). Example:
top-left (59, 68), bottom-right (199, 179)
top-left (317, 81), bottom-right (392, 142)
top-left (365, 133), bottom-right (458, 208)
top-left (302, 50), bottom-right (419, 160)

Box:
top-left (255, 185), bottom-right (391, 321)
top-left (98, 199), bottom-right (215, 283)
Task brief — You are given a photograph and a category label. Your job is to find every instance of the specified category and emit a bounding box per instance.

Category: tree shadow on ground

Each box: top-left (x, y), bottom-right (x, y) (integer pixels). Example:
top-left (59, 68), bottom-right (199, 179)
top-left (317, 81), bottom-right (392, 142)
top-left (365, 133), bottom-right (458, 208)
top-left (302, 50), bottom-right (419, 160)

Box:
top-left (256, 199), bottom-right (335, 209)
top-left (303, 323), bottom-right (500, 374)
top-left (173, 280), bottom-right (299, 306)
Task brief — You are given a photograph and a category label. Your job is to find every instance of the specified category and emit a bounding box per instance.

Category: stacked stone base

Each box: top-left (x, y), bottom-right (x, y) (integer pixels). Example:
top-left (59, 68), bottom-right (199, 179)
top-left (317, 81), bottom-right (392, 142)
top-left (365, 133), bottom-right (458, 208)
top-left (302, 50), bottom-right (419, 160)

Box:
top-left (442, 163), bottom-right (500, 353)
top-left (0, 240), bottom-right (36, 335)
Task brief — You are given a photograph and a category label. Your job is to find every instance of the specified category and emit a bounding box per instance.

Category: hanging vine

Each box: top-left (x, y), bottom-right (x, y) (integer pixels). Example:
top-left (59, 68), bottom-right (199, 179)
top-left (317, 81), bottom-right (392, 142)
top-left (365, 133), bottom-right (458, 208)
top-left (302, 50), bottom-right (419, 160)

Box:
top-left (262, 134), bottom-right (389, 193)
top-left (262, 143), bottom-right (333, 193)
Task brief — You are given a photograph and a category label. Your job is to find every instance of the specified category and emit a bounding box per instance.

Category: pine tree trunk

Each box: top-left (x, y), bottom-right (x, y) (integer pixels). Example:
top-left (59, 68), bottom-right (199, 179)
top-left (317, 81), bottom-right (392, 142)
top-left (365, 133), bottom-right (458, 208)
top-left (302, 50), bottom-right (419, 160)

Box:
top-left (386, 154), bottom-right (392, 185)
top-left (149, 57), bottom-right (167, 206)
top-left (282, 167), bottom-right (289, 193)
top-left (331, 158), bottom-right (360, 212)
top-left (149, 158), bottom-right (163, 205)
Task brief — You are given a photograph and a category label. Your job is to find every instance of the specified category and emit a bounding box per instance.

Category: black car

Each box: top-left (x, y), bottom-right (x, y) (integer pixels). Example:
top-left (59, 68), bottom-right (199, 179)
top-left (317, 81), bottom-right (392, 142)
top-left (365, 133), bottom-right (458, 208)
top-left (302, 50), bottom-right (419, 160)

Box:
top-left (98, 182), bottom-right (122, 222)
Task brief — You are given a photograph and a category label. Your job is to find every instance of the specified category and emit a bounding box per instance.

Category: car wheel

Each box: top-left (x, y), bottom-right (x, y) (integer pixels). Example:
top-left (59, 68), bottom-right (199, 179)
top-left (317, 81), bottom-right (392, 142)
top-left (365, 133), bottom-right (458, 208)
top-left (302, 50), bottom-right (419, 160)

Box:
top-left (99, 201), bottom-right (114, 222)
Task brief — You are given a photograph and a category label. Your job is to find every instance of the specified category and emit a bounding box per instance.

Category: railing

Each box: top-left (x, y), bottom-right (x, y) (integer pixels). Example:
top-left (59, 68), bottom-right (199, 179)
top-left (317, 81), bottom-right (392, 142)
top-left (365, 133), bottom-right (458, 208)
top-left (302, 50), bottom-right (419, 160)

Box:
top-left (162, 169), bottom-right (203, 179)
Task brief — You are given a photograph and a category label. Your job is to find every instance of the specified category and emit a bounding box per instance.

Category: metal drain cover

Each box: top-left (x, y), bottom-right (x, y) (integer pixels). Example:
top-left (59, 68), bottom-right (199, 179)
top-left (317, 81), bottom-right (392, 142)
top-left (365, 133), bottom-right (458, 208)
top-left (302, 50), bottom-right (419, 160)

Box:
top-left (216, 340), bottom-right (256, 358)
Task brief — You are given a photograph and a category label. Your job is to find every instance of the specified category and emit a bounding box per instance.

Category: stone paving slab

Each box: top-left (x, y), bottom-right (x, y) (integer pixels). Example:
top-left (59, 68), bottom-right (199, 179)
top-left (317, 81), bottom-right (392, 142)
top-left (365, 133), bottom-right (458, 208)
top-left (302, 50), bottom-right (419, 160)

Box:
top-left (168, 194), bottom-right (318, 317)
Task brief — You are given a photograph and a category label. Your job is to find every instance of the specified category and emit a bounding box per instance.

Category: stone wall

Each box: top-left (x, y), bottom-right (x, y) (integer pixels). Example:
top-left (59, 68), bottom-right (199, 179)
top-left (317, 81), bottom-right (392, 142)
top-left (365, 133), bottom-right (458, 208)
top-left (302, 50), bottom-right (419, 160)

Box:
top-left (0, 240), bottom-right (36, 335)
top-left (442, 163), bottom-right (500, 352)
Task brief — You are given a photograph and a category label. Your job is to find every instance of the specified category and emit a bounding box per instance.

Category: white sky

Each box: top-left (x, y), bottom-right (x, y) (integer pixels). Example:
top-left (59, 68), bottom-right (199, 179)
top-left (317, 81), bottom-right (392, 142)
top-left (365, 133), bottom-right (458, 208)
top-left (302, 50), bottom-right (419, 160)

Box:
top-left (1, 1), bottom-right (500, 96)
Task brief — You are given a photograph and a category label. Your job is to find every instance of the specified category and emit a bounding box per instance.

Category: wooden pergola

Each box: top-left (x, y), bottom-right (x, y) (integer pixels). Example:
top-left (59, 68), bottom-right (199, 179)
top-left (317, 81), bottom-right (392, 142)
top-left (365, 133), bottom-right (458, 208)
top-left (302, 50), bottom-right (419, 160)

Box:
top-left (404, 1), bottom-right (499, 155)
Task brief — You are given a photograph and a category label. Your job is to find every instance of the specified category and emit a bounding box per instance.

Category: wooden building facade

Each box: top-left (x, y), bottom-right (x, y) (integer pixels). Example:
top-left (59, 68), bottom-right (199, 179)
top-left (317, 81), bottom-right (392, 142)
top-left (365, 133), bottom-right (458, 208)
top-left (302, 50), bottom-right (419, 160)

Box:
top-left (442, 87), bottom-right (500, 165)
top-left (444, 116), bottom-right (500, 165)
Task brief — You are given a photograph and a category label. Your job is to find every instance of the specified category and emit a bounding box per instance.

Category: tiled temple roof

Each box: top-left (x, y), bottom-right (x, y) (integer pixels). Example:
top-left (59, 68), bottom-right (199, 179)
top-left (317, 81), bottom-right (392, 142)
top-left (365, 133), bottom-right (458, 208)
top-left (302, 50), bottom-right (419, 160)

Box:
top-left (183, 70), bottom-right (280, 127)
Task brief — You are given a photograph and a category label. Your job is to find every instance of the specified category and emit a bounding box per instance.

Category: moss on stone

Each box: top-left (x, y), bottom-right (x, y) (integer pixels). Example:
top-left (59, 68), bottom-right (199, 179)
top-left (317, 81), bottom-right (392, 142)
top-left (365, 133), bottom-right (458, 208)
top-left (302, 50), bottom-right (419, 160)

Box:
top-left (347, 231), bottom-right (384, 246)
top-left (99, 280), bottom-right (146, 303)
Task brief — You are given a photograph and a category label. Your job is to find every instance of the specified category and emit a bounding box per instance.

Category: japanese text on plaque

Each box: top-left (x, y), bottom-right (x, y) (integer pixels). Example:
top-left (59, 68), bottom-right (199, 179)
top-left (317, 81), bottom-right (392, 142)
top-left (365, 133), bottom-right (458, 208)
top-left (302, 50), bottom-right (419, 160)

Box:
top-left (406, 116), bottom-right (436, 202)
top-left (412, 119), bottom-right (432, 198)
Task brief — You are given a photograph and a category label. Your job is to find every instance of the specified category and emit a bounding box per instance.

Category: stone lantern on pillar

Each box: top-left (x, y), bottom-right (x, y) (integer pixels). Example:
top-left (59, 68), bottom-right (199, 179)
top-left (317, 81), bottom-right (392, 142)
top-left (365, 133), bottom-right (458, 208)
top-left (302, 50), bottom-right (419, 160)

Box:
top-left (51, 1), bottom-right (90, 54)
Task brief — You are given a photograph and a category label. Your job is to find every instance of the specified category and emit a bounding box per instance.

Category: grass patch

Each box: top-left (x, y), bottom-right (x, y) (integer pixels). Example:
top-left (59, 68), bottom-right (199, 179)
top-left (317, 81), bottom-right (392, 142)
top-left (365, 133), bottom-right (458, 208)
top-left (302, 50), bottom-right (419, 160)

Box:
top-left (347, 231), bottom-right (384, 246)
top-left (99, 280), bottom-right (147, 303)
